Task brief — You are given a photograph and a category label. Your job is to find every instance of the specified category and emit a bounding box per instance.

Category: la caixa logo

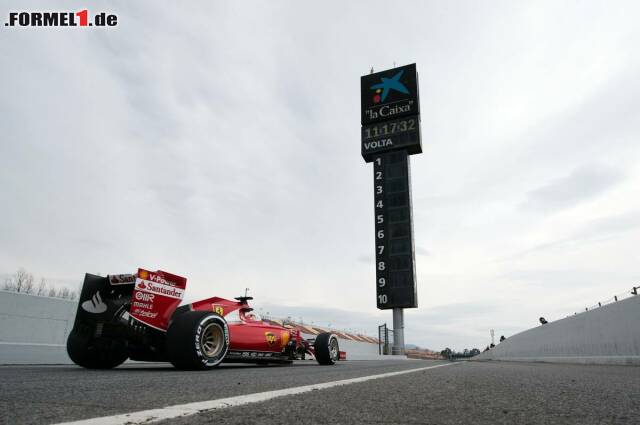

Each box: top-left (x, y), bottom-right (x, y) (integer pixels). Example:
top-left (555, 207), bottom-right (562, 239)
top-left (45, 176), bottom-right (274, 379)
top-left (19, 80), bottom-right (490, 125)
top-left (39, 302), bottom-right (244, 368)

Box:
top-left (4, 9), bottom-right (117, 27)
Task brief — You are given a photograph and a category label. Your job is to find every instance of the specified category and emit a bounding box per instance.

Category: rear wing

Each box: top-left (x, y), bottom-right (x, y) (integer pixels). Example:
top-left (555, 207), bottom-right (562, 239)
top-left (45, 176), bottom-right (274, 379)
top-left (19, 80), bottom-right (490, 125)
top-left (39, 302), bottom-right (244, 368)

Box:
top-left (130, 269), bottom-right (186, 331)
top-left (72, 269), bottom-right (187, 334)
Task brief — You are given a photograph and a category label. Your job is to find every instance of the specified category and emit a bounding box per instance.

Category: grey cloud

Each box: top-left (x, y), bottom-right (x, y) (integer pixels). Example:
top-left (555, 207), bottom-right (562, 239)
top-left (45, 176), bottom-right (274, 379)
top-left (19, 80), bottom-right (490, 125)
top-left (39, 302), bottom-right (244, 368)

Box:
top-left (415, 246), bottom-right (431, 256)
top-left (357, 254), bottom-right (373, 264)
top-left (516, 68), bottom-right (640, 168)
top-left (589, 210), bottom-right (640, 235)
top-left (502, 268), bottom-right (609, 288)
top-left (406, 301), bottom-right (508, 325)
top-left (437, 67), bottom-right (640, 210)
top-left (522, 165), bottom-right (623, 212)
top-left (506, 210), bottom-right (640, 260)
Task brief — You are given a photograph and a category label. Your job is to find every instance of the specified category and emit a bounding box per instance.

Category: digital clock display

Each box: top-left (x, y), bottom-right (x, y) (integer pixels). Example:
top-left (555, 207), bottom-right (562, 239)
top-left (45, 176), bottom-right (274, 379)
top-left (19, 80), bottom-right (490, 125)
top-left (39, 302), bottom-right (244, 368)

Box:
top-left (362, 117), bottom-right (418, 140)
top-left (361, 115), bottom-right (422, 162)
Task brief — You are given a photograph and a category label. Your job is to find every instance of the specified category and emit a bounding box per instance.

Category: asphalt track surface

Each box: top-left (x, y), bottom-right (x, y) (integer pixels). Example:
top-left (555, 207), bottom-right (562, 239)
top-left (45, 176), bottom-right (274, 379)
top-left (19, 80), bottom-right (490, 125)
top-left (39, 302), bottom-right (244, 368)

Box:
top-left (1, 359), bottom-right (639, 425)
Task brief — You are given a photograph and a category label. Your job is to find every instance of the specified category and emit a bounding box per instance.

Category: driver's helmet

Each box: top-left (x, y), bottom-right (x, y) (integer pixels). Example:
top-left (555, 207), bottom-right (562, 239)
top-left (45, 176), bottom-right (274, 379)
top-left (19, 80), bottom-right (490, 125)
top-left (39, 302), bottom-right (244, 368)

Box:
top-left (242, 311), bottom-right (261, 322)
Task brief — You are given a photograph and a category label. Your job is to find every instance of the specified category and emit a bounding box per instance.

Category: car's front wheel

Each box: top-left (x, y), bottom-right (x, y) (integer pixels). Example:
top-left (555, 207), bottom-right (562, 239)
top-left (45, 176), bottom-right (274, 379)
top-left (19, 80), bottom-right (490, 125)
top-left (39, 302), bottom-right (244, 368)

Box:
top-left (314, 332), bottom-right (339, 365)
top-left (166, 311), bottom-right (229, 370)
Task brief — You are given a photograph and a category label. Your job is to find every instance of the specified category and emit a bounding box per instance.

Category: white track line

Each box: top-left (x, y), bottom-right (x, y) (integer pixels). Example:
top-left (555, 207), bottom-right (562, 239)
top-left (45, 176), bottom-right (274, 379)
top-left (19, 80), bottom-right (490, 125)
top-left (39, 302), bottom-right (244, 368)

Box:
top-left (55, 362), bottom-right (458, 425)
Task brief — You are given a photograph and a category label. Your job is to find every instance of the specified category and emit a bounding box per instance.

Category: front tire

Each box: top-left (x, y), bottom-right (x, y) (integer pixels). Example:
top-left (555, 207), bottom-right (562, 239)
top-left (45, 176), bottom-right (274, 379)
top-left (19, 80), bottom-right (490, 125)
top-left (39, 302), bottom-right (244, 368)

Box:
top-left (67, 329), bottom-right (128, 369)
top-left (314, 332), bottom-right (339, 365)
top-left (166, 311), bottom-right (229, 370)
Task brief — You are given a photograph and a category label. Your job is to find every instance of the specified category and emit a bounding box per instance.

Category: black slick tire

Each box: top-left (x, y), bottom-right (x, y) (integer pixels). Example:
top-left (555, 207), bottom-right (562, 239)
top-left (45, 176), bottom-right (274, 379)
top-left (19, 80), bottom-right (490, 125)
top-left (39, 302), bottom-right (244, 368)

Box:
top-left (166, 311), bottom-right (229, 370)
top-left (66, 329), bottom-right (128, 369)
top-left (314, 332), bottom-right (339, 365)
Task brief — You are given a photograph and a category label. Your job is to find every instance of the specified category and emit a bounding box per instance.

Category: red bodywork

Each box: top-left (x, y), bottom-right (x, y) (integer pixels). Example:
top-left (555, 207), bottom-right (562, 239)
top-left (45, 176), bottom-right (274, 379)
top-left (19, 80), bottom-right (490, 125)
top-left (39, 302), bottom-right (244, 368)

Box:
top-left (188, 296), bottom-right (312, 360)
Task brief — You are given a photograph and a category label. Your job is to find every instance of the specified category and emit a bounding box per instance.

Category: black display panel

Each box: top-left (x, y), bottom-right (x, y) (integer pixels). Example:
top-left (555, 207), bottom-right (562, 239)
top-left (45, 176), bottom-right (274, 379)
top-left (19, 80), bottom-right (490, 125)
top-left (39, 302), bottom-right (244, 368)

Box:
top-left (373, 151), bottom-right (417, 309)
top-left (361, 115), bottom-right (422, 162)
top-left (361, 63), bottom-right (419, 125)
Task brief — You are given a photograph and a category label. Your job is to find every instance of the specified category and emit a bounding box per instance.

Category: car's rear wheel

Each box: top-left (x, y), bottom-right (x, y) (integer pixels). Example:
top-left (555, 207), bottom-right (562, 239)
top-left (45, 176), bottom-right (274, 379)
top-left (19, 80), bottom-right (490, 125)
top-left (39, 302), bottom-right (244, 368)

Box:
top-left (314, 332), bottom-right (339, 365)
top-left (166, 311), bottom-right (229, 370)
top-left (67, 329), bottom-right (128, 369)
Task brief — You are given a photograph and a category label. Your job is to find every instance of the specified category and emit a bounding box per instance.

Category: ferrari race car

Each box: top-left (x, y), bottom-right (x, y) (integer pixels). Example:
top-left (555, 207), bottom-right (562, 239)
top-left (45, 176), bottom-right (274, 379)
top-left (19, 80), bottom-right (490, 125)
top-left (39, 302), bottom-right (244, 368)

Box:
top-left (67, 268), bottom-right (341, 370)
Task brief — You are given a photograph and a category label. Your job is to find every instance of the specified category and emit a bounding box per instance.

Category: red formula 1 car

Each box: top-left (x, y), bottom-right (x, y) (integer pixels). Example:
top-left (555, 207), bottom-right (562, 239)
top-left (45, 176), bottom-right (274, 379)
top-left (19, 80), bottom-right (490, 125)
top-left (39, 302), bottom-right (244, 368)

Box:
top-left (67, 269), bottom-right (340, 370)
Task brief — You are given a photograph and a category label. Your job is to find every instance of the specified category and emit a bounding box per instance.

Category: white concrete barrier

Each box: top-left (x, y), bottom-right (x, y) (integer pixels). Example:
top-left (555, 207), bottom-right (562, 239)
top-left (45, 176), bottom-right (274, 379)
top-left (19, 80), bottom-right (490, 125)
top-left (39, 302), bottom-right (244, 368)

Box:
top-left (297, 335), bottom-right (386, 361)
top-left (0, 290), bottom-right (77, 364)
top-left (338, 339), bottom-right (383, 360)
top-left (475, 295), bottom-right (640, 365)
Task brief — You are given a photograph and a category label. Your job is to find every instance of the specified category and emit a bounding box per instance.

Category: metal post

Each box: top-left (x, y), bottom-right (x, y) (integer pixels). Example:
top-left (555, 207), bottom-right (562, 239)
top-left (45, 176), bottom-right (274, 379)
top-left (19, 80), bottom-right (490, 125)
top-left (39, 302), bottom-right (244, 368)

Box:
top-left (392, 308), bottom-right (405, 355)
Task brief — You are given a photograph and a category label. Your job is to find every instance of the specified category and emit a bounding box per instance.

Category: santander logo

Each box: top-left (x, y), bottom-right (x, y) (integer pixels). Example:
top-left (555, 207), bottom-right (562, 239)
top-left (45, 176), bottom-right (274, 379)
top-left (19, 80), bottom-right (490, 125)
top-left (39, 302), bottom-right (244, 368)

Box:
top-left (81, 291), bottom-right (107, 314)
top-left (136, 278), bottom-right (184, 300)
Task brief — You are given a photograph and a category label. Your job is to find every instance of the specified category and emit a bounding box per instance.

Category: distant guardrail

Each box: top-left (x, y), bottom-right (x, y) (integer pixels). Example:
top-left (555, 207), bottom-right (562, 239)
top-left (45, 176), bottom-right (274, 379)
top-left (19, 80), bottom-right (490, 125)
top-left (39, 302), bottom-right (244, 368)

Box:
top-left (568, 286), bottom-right (639, 317)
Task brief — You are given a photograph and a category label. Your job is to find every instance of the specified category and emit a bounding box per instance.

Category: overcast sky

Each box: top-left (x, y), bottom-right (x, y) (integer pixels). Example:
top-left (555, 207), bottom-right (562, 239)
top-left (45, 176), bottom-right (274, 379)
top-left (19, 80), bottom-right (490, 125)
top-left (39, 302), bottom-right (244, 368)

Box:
top-left (1, 1), bottom-right (639, 350)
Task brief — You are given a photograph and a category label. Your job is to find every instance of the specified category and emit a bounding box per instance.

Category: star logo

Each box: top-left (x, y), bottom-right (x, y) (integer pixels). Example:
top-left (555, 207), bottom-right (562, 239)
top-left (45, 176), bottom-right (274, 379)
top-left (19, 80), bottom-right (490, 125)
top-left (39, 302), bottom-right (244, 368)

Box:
top-left (370, 69), bottom-right (410, 103)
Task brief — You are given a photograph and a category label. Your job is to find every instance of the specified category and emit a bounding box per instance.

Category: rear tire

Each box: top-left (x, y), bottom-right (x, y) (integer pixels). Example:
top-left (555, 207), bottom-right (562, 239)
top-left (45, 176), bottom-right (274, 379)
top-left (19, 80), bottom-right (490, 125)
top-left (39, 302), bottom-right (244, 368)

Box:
top-left (67, 329), bottom-right (128, 369)
top-left (314, 333), bottom-right (339, 365)
top-left (166, 311), bottom-right (229, 370)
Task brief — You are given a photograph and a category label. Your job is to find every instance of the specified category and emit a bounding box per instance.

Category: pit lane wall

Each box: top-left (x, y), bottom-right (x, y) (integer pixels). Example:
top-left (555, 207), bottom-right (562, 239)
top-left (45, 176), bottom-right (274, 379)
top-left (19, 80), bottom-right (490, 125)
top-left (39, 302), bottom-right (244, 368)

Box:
top-left (298, 332), bottom-right (383, 360)
top-left (338, 339), bottom-right (384, 360)
top-left (475, 294), bottom-right (640, 365)
top-left (0, 290), bottom-right (76, 364)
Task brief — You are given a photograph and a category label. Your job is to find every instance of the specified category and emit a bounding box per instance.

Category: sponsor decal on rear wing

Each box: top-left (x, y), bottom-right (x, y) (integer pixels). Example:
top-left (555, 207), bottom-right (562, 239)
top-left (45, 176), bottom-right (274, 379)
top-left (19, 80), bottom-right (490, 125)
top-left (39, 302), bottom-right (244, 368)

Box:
top-left (108, 274), bottom-right (136, 285)
top-left (130, 268), bottom-right (187, 332)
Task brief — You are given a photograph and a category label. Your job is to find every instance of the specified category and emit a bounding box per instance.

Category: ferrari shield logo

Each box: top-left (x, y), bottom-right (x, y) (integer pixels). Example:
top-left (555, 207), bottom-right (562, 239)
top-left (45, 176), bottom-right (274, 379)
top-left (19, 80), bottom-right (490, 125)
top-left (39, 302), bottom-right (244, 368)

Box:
top-left (212, 305), bottom-right (224, 316)
top-left (265, 332), bottom-right (277, 345)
